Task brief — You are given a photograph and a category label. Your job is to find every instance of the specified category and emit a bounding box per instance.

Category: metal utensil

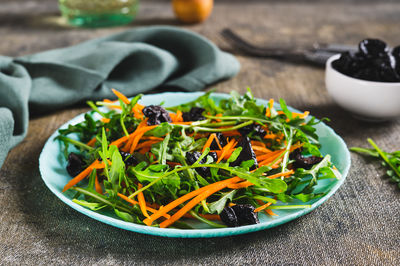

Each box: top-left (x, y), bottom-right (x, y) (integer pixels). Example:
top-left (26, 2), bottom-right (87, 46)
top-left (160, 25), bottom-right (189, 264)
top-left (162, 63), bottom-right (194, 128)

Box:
top-left (221, 28), bottom-right (357, 65)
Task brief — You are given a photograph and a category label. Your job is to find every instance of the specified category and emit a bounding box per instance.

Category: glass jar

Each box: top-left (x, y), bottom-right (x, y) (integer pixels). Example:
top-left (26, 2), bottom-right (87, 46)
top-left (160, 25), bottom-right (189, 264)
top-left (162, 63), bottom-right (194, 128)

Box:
top-left (59, 0), bottom-right (139, 27)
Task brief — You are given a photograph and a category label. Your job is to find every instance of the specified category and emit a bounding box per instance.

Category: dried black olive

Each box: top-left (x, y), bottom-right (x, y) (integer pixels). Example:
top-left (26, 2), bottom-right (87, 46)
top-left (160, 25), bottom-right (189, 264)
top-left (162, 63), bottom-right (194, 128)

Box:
top-left (120, 151), bottom-right (138, 166)
top-left (238, 123), bottom-right (266, 138)
top-left (290, 148), bottom-right (323, 170)
top-left (332, 52), bottom-right (355, 75)
top-left (66, 152), bottom-right (85, 177)
top-left (231, 204), bottom-right (259, 225)
top-left (142, 105), bottom-right (172, 126)
top-left (210, 132), bottom-right (228, 150)
top-left (230, 137), bottom-right (258, 170)
top-left (185, 151), bottom-right (217, 178)
top-left (182, 107), bottom-right (206, 122)
top-left (220, 206), bottom-right (239, 227)
top-left (359, 39), bottom-right (388, 57)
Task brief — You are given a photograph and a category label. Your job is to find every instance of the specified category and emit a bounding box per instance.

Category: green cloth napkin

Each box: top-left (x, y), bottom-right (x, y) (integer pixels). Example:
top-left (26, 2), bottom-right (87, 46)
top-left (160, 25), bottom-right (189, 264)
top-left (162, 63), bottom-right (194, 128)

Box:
top-left (0, 26), bottom-right (240, 167)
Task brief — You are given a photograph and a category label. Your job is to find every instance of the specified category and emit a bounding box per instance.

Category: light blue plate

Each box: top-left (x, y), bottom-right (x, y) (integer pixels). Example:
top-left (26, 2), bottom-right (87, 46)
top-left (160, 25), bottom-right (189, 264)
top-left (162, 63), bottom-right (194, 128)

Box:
top-left (39, 92), bottom-right (351, 238)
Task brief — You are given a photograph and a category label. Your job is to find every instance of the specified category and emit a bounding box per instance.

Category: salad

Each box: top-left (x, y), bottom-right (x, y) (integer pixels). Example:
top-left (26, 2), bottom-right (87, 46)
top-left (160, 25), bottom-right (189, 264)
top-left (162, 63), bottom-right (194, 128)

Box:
top-left (57, 89), bottom-right (341, 229)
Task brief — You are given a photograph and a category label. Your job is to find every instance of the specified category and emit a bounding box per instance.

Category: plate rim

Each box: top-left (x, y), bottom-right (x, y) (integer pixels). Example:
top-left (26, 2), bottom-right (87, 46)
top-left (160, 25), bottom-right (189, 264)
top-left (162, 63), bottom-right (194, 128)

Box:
top-left (39, 91), bottom-right (351, 238)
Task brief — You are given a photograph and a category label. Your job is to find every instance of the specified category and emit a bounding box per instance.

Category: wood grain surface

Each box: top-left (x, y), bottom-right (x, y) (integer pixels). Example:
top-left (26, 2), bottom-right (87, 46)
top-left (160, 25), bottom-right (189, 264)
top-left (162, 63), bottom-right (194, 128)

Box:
top-left (1, 0), bottom-right (399, 265)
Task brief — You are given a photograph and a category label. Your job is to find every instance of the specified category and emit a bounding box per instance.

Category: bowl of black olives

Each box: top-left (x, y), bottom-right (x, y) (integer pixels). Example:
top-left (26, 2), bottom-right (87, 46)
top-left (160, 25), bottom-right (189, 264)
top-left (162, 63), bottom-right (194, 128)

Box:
top-left (325, 39), bottom-right (400, 120)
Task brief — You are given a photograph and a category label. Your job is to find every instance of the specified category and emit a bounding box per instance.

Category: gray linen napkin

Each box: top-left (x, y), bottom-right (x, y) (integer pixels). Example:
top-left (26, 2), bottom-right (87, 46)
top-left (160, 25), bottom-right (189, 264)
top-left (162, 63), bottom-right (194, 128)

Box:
top-left (0, 26), bottom-right (240, 167)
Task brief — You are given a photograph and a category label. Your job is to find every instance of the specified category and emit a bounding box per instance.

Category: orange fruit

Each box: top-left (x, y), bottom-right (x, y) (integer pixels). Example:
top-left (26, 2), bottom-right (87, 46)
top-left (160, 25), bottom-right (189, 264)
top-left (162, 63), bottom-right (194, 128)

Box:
top-left (172, 0), bottom-right (214, 24)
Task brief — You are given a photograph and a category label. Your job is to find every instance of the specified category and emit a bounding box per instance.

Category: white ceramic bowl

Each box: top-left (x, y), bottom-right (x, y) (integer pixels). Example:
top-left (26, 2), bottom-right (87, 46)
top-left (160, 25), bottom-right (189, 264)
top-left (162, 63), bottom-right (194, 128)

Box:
top-left (325, 54), bottom-right (400, 121)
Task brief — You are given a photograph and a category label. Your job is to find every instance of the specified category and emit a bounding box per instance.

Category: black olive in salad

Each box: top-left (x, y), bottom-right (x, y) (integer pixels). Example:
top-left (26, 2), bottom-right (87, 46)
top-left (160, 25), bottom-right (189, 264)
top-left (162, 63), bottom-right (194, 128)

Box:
top-left (143, 105), bottom-right (172, 125)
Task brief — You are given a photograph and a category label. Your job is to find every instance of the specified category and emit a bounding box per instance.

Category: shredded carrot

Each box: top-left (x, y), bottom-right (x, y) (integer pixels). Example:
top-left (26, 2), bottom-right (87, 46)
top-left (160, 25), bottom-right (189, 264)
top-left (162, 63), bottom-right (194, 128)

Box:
top-left (203, 133), bottom-right (218, 152)
top-left (63, 160), bottom-right (101, 192)
top-left (159, 177), bottom-right (241, 228)
top-left (101, 118), bottom-right (110, 123)
top-left (111, 88), bottom-right (130, 105)
top-left (214, 113), bottom-right (223, 122)
top-left (133, 103), bottom-right (144, 119)
top-left (141, 136), bottom-right (163, 141)
top-left (266, 99), bottom-right (274, 117)
top-left (251, 141), bottom-right (266, 148)
top-left (143, 176), bottom-right (242, 226)
top-left (121, 135), bottom-right (135, 152)
top-left (94, 174), bottom-right (103, 194)
top-left (87, 137), bottom-right (97, 147)
top-left (137, 183), bottom-right (150, 218)
top-left (266, 209), bottom-right (278, 216)
top-left (256, 199), bottom-right (278, 216)
top-left (252, 145), bottom-right (272, 153)
top-left (267, 170), bottom-right (294, 179)
top-left (166, 161), bottom-right (181, 166)
top-left (263, 133), bottom-right (279, 139)
top-left (129, 125), bottom-right (158, 154)
top-left (104, 99), bottom-right (122, 110)
top-left (217, 139), bottom-right (236, 163)
top-left (277, 110), bottom-right (309, 120)
top-left (110, 135), bottom-right (131, 148)
top-left (254, 202), bottom-right (272, 212)
top-left (136, 140), bottom-right (160, 150)
top-left (221, 130), bottom-right (241, 137)
top-left (117, 193), bottom-right (171, 219)
top-left (227, 180), bottom-right (253, 189)
top-left (229, 202), bottom-right (236, 207)
top-left (170, 110), bottom-right (184, 123)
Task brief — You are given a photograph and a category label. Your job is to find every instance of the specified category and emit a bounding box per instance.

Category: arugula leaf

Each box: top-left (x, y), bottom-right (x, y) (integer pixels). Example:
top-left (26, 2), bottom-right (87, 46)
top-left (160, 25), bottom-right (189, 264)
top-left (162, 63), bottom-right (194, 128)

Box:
top-left (72, 199), bottom-right (107, 211)
top-left (209, 190), bottom-right (237, 214)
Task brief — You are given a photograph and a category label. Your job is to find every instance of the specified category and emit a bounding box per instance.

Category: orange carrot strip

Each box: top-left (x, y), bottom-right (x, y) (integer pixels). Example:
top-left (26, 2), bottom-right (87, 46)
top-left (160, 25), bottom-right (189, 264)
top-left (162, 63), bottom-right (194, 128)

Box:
top-left (133, 103), bottom-right (144, 119)
top-left (129, 126), bottom-right (158, 154)
top-left (110, 135), bottom-right (130, 148)
top-left (141, 136), bottom-right (163, 141)
top-left (267, 170), bottom-right (294, 179)
top-left (266, 209), bottom-right (278, 216)
top-left (221, 130), bottom-right (241, 137)
top-left (251, 141), bottom-right (266, 148)
top-left (202, 133), bottom-right (217, 153)
top-left (111, 88), bottom-right (130, 105)
top-left (270, 158), bottom-right (283, 169)
top-left (143, 176), bottom-right (242, 226)
top-left (166, 161), bottom-right (181, 166)
top-left (117, 193), bottom-right (170, 219)
top-left (101, 118), bottom-right (110, 123)
top-left (252, 145), bottom-right (272, 153)
top-left (170, 110), bottom-right (184, 123)
top-left (137, 183), bottom-right (150, 218)
top-left (94, 174), bottom-right (103, 194)
top-left (136, 140), bottom-right (160, 150)
top-left (159, 178), bottom-right (240, 228)
top-left (254, 202), bottom-right (272, 212)
top-left (266, 99), bottom-right (274, 117)
top-left (214, 113), bottom-right (223, 122)
top-left (103, 99), bottom-right (122, 110)
top-left (217, 139), bottom-right (236, 163)
top-left (87, 137), bottom-right (97, 147)
top-left (263, 134), bottom-right (279, 139)
top-left (62, 160), bottom-right (99, 192)
top-left (227, 180), bottom-right (253, 189)
top-left (121, 135), bottom-right (135, 152)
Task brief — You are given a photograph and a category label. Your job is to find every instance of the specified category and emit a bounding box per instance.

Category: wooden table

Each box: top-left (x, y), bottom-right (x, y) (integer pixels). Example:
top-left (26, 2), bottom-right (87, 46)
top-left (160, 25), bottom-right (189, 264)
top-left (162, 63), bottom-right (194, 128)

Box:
top-left (1, 0), bottom-right (399, 264)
